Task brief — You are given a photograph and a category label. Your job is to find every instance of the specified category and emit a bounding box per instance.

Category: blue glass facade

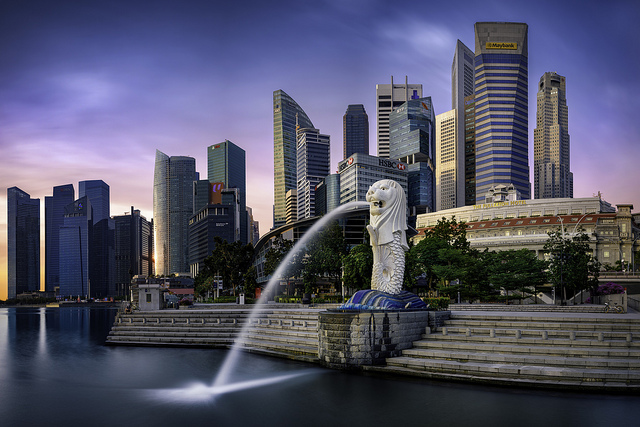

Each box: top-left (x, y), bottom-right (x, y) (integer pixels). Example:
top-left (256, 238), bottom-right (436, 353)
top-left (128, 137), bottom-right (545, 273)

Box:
top-left (7, 187), bottom-right (40, 298)
top-left (389, 97), bottom-right (436, 215)
top-left (59, 196), bottom-right (91, 298)
top-left (474, 22), bottom-right (530, 203)
top-left (208, 140), bottom-right (247, 244)
top-left (343, 104), bottom-right (369, 159)
top-left (45, 184), bottom-right (75, 293)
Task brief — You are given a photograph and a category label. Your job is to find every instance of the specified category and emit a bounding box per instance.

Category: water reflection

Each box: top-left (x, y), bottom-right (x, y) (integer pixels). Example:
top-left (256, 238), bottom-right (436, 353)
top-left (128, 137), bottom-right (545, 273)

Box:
top-left (0, 307), bottom-right (638, 427)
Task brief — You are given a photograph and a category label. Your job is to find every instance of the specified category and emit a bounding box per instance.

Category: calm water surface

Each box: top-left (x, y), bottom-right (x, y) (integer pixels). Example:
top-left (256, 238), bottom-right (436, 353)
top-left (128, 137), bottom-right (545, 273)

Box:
top-left (1, 307), bottom-right (638, 427)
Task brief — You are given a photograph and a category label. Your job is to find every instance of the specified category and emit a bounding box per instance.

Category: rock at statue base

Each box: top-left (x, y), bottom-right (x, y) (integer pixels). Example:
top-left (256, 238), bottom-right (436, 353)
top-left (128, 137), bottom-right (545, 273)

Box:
top-left (338, 289), bottom-right (427, 310)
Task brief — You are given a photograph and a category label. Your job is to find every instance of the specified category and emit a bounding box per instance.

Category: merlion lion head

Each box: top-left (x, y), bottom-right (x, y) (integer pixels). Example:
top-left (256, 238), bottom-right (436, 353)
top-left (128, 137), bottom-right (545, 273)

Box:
top-left (366, 179), bottom-right (408, 248)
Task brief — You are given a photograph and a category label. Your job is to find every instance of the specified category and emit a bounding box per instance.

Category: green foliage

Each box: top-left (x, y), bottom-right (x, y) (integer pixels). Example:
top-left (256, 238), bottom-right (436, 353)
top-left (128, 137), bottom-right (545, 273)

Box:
top-left (544, 227), bottom-right (601, 303)
top-left (195, 237), bottom-right (256, 297)
top-left (487, 249), bottom-right (548, 303)
top-left (312, 295), bottom-right (347, 304)
top-left (302, 222), bottom-right (348, 291)
top-left (264, 235), bottom-right (296, 277)
top-left (274, 296), bottom-right (302, 303)
top-left (422, 297), bottom-right (449, 310)
top-left (342, 244), bottom-right (373, 291)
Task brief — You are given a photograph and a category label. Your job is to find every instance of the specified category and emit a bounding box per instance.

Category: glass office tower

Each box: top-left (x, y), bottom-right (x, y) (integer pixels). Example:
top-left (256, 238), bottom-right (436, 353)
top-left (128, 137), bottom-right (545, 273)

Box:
top-left (389, 97), bottom-right (436, 217)
top-left (45, 184), bottom-right (74, 293)
top-left (207, 140), bottom-right (247, 244)
top-left (474, 22), bottom-right (530, 203)
top-left (343, 104), bottom-right (369, 159)
top-left (7, 187), bottom-right (40, 299)
top-left (273, 90), bottom-right (314, 229)
top-left (153, 150), bottom-right (197, 275)
top-left (296, 126), bottom-right (330, 220)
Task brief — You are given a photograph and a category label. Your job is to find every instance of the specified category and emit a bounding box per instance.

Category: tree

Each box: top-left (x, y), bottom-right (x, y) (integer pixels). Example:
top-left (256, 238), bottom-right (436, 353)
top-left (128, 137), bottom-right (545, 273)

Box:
top-left (198, 237), bottom-right (255, 296)
top-left (303, 221), bottom-right (348, 293)
top-left (407, 216), bottom-right (483, 299)
top-left (488, 249), bottom-right (547, 304)
top-left (342, 244), bottom-right (373, 292)
top-left (544, 227), bottom-right (600, 304)
top-left (264, 235), bottom-right (296, 277)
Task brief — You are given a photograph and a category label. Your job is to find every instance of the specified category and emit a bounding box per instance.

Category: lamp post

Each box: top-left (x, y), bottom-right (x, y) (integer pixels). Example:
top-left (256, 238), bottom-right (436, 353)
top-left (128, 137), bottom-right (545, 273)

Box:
top-left (557, 217), bottom-right (565, 305)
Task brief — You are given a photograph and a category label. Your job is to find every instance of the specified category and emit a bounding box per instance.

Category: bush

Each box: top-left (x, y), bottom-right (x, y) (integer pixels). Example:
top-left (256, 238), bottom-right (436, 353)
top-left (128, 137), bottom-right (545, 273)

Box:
top-left (275, 296), bottom-right (302, 303)
top-left (179, 298), bottom-right (193, 306)
top-left (423, 297), bottom-right (450, 310)
top-left (595, 282), bottom-right (625, 295)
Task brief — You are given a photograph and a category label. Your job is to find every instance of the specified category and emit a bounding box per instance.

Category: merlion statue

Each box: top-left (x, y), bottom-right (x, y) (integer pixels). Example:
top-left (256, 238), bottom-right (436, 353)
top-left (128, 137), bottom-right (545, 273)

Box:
top-left (338, 179), bottom-right (426, 310)
top-left (366, 179), bottom-right (408, 295)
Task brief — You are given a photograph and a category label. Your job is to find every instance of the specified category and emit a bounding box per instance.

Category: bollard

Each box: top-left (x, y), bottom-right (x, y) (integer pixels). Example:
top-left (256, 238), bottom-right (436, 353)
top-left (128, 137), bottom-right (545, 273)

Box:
top-left (515, 330), bottom-right (521, 339)
top-left (542, 331), bottom-right (548, 340)
top-left (425, 326), bottom-right (431, 335)
top-left (598, 332), bottom-right (604, 342)
top-left (466, 327), bottom-right (471, 337)
top-left (569, 331), bottom-right (576, 340)
top-left (490, 329), bottom-right (495, 338)
top-left (442, 327), bottom-right (448, 336)
top-left (627, 333), bottom-right (633, 343)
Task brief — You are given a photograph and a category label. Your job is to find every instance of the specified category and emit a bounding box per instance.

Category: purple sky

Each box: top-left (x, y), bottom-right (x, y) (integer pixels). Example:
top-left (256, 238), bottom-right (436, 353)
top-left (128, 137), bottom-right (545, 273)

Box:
top-left (2, 0), bottom-right (639, 298)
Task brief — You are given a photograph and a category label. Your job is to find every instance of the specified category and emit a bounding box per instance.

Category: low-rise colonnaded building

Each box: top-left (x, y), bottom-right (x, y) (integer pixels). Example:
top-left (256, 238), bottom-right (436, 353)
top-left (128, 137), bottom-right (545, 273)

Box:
top-left (414, 197), bottom-right (639, 268)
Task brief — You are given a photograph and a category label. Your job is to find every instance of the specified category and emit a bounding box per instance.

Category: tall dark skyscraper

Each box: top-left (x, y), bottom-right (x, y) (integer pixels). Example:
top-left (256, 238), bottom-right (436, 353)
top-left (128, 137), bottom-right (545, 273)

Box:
top-left (79, 179), bottom-right (114, 298)
top-left (343, 104), bottom-right (369, 159)
top-left (113, 207), bottom-right (153, 297)
top-left (534, 71), bottom-right (572, 199)
top-left (389, 97), bottom-right (436, 218)
top-left (153, 150), bottom-right (197, 275)
top-left (474, 22), bottom-right (530, 203)
top-left (273, 89), bottom-right (314, 229)
top-left (45, 184), bottom-right (74, 293)
top-left (7, 187), bottom-right (40, 299)
top-left (207, 140), bottom-right (247, 244)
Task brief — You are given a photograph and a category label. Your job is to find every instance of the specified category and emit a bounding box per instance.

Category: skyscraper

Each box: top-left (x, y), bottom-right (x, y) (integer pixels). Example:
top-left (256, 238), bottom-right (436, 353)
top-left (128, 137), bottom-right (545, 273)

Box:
top-left (343, 104), bottom-right (369, 159)
top-left (79, 179), bottom-right (114, 298)
top-left (534, 71), bottom-right (572, 199)
top-left (273, 89), bottom-right (314, 229)
top-left (452, 40), bottom-right (475, 207)
top-left (113, 207), bottom-right (153, 297)
top-left (207, 140), bottom-right (247, 244)
top-left (474, 22), bottom-right (530, 203)
top-left (435, 109), bottom-right (459, 211)
top-left (296, 126), bottom-right (330, 220)
top-left (59, 196), bottom-right (91, 298)
top-left (153, 150), bottom-right (197, 276)
top-left (389, 97), bottom-right (436, 217)
top-left (7, 187), bottom-right (40, 299)
top-left (464, 95), bottom-right (477, 206)
top-left (376, 76), bottom-right (422, 158)
top-left (45, 184), bottom-right (74, 293)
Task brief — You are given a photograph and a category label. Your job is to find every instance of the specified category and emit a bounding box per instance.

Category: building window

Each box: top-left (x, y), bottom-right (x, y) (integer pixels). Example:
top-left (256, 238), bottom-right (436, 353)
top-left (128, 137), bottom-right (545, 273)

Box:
top-left (146, 294), bottom-right (152, 303)
top-left (604, 251), bottom-right (610, 258)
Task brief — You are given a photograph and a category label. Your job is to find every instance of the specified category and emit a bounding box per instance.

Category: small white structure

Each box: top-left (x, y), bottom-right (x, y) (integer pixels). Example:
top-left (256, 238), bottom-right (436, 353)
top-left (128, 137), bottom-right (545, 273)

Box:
top-left (137, 283), bottom-right (166, 311)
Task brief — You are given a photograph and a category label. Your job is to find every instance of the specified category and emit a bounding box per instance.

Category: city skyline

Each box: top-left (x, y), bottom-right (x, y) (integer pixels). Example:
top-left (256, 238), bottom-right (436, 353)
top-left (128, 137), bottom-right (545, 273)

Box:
top-left (2, 0), bottom-right (639, 298)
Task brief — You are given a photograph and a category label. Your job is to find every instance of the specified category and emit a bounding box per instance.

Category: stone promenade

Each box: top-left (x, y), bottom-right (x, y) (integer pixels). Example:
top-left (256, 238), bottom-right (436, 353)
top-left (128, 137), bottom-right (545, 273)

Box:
top-left (107, 304), bottom-right (640, 392)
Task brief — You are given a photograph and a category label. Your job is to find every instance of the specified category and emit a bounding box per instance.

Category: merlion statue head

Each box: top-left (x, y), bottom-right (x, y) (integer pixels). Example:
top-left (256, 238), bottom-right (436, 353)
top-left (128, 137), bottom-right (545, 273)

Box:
top-left (366, 179), bottom-right (408, 250)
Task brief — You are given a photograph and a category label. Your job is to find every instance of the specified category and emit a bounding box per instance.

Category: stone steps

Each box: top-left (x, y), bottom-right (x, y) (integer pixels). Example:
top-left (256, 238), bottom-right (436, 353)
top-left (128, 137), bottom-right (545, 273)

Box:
top-left (106, 309), bottom-right (321, 361)
top-left (367, 312), bottom-right (640, 391)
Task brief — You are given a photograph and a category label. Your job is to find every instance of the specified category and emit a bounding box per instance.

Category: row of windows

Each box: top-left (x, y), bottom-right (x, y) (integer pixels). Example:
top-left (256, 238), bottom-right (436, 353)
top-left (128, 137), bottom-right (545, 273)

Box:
top-left (475, 65), bottom-right (527, 75)
top-left (476, 149), bottom-right (528, 160)
top-left (476, 93), bottom-right (528, 104)
top-left (476, 135), bottom-right (528, 145)
top-left (476, 164), bottom-right (529, 174)
top-left (475, 86), bottom-right (528, 95)
top-left (475, 100), bottom-right (528, 112)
